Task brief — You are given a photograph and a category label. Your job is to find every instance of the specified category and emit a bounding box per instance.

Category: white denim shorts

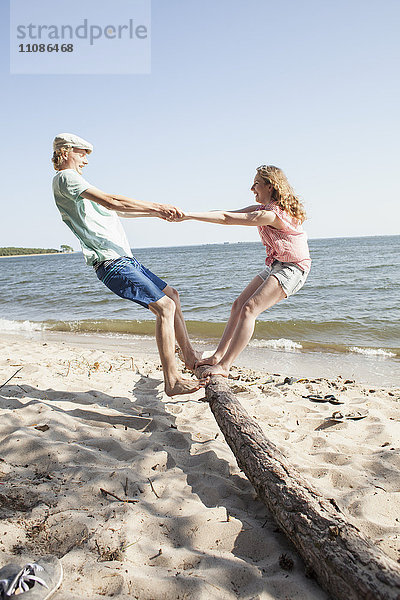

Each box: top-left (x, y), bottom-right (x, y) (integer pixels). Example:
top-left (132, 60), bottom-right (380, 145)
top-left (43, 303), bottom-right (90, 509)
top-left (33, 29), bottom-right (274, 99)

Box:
top-left (258, 260), bottom-right (308, 297)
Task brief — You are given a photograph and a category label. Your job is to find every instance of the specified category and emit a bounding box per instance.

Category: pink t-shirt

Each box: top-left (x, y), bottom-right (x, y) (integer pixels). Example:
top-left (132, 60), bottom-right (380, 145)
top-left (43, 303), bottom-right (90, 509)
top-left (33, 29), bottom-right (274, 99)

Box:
top-left (257, 202), bottom-right (311, 273)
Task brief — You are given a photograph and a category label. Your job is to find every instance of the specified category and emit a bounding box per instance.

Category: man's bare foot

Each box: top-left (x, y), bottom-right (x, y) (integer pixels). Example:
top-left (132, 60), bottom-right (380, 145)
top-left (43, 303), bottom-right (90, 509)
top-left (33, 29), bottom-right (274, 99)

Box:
top-left (176, 347), bottom-right (202, 370)
top-left (184, 349), bottom-right (202, 370)
top-left (202, 364), bottom-right (229, 378)
top-left (195, 353), bottom-right (220, 368)
top-left (165, 377), bottom-right (205, 397)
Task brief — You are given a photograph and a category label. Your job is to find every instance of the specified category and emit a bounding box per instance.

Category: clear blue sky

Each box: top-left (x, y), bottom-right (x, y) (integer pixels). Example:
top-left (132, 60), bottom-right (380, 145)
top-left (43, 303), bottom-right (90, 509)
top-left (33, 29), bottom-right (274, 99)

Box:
top-left (1, 0), bottom-right (399, 249)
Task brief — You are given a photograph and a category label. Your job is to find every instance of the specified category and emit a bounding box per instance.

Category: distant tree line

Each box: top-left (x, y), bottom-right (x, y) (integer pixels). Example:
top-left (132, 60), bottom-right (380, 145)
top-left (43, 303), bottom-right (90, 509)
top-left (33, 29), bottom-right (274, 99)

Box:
top-left (0, 247), bottom-right (61, 256)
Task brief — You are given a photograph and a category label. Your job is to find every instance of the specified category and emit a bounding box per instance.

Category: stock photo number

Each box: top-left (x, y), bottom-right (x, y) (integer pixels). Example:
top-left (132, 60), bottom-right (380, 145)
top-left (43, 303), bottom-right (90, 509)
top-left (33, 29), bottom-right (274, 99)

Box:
top-left (18, 43), bottom-right (74, 52)
top-left (11, 1), bottom-right (150, 74)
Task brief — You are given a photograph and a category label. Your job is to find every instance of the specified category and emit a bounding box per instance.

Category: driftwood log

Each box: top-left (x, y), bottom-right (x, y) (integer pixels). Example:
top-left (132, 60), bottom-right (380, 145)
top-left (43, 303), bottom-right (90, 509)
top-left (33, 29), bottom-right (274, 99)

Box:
top-left (200, 374), bottom-right (400, 600)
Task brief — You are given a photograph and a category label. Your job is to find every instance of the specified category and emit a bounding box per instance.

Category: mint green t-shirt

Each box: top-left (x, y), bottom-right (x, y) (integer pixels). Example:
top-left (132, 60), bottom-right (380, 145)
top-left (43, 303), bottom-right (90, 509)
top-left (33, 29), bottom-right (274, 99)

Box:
top-left (53, 169), bottom-right (133, 266)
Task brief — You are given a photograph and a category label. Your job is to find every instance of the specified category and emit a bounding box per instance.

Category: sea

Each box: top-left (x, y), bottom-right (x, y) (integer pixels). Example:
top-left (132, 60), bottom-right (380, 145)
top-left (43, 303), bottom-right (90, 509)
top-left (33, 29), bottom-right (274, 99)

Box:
top-left (1, 235), bottom-right (399, 386)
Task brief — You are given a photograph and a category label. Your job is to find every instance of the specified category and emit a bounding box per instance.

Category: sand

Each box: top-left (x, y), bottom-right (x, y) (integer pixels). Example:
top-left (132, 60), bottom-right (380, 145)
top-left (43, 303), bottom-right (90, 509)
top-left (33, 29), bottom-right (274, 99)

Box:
top-left (0, 332), bottom-right (399, 599)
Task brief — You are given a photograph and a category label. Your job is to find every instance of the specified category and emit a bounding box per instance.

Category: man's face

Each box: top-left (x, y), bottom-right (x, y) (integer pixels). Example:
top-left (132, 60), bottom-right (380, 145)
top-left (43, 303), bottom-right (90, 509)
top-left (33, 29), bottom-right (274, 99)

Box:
top-left (64, 147), bottom-right (89, 174)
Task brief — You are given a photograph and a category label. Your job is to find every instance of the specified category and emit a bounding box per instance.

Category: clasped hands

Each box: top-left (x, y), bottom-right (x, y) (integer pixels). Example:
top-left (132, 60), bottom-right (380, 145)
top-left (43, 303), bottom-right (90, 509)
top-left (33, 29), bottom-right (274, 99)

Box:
top-left (158, 204), bottom-right (189, 222)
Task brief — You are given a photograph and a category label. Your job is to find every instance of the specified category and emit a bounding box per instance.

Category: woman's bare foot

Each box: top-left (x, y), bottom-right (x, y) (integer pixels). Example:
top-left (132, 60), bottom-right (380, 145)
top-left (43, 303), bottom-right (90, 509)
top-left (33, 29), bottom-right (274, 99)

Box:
top-left (195, 353), bottom-right (221, 368)
top-left (165, 377), bottom-right (205, 397)
top-left (201, 364), bottom-right (230, 378)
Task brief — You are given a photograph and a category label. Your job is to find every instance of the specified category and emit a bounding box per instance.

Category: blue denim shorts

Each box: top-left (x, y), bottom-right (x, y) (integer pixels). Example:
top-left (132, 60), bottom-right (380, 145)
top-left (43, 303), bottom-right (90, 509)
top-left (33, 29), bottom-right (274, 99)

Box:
top-left (258, 260), bottom-right (308, 297)
top-left (96, 256), bottom-right (167, 308)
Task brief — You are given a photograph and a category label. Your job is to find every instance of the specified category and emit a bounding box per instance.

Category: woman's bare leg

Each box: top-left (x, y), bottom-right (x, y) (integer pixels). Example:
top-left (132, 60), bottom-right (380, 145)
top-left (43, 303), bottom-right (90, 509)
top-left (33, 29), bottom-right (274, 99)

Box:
top-left (202, 276), bottom-right (286, 377)
top-left (196, 275), bottom-right (264, 367)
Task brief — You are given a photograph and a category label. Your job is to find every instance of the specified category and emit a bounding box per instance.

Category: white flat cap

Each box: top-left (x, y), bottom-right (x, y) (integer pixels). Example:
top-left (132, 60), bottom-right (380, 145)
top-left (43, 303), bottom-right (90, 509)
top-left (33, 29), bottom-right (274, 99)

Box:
top-left (53, 132), bottom-right (93, 153)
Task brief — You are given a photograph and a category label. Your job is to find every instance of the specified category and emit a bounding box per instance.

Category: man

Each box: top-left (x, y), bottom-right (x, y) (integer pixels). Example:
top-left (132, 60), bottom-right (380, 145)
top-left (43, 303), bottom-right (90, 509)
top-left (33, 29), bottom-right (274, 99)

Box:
top-left (52, 132), bottom-right (202, 396)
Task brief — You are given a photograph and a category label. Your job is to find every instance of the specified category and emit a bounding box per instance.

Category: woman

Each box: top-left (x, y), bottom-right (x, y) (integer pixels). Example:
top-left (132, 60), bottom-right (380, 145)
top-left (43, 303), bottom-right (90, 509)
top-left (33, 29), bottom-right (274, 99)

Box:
top-left (181, 165), bottom-right (311, 377)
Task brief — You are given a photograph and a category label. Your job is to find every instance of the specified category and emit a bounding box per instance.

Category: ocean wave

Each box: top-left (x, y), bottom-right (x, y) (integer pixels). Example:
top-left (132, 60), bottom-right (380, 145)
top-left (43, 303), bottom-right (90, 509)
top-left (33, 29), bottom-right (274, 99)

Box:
top-left (0, 318), bottom-right (43, 332)
top-left (2, 316), bottom-right (399, 361)
top-left (348, 346), bottom-right (396, 358)
top-left (249, 338), bottom-right (303, 351)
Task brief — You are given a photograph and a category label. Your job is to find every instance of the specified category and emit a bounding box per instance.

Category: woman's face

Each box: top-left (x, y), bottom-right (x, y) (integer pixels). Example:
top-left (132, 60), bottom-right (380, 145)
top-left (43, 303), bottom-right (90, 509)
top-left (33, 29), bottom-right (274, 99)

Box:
top-left (251, 174), bottom-right (273, 204)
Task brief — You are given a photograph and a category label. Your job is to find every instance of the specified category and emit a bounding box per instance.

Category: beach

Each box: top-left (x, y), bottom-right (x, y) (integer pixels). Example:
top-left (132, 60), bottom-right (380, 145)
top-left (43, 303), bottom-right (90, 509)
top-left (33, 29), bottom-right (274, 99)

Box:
top-left (0, 331), bottom-right (399, 599)
top-left (1, 237), bottom-right (399, 389)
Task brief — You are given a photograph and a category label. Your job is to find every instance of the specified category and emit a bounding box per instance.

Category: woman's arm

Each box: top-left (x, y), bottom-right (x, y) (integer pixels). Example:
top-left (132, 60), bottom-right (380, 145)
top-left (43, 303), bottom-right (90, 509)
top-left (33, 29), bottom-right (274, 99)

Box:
top-left (183, 209), bottom-right (284, 228)
top-left (230, 204), bottom-right (261, 213)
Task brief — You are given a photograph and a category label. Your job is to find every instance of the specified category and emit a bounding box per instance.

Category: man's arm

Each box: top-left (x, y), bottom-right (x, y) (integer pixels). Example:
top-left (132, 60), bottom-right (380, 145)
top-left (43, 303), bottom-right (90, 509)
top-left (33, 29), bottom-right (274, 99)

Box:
top-left (181, 209), bottom-right (284, 228)
top-left (116, 211), bottom-right (155, 218)
top-left (81, 187), bottom-right (183, 220)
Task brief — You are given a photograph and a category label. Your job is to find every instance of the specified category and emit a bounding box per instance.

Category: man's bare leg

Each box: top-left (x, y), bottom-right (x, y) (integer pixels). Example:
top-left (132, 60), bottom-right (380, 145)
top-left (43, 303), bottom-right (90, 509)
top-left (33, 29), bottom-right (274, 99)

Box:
top-left (162, 285), bottom-right (200, 369)
top-left (202, 276), bottom-right (286, 377)
top-left (149, 296), bottom-right (203, 396)
top-left (196, 275), bottom-right (264, 367)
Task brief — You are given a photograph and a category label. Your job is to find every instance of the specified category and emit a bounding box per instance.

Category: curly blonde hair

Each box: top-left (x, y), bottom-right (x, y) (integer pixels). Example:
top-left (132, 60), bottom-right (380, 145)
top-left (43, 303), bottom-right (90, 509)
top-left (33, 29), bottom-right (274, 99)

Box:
top-left (256, 165), bottom-right (306, 223)
top-left (51, 147), bottom-right (71, 171)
